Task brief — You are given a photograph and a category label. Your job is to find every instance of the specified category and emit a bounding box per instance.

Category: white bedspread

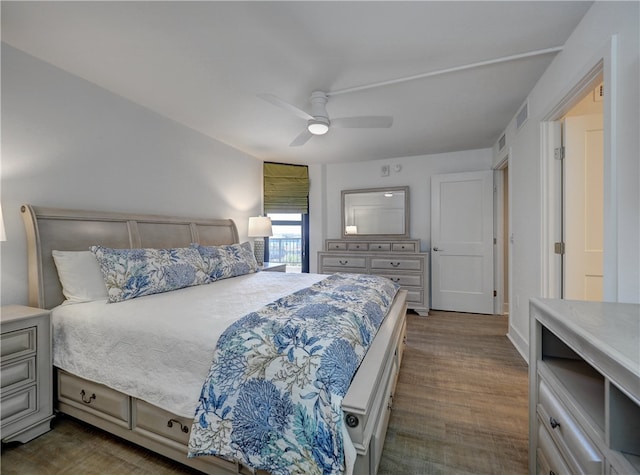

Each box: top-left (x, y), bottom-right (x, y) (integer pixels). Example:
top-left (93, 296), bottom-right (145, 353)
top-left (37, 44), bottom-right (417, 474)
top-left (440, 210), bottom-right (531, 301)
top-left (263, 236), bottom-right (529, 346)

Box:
top-left (52, 271), bottom-right (326, 418)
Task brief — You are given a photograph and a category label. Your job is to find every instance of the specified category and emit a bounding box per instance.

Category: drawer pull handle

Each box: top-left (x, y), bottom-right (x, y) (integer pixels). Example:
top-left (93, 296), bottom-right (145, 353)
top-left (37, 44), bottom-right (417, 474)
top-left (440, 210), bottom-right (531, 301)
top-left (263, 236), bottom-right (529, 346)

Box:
top-left (339, 260), bottom-right (348, 265)
top-left (549, 416), bottom-right (560, 429)
top-left (167, 419), bottom-right (189, 434)
top-left (345, 413), bottom-right (359, 428)
top-left (390, 262), bottom-right (401, 267)
top-left (390, 277), bottom-right (400, 282)
top-left (80, 390), bottom-right (96, 404)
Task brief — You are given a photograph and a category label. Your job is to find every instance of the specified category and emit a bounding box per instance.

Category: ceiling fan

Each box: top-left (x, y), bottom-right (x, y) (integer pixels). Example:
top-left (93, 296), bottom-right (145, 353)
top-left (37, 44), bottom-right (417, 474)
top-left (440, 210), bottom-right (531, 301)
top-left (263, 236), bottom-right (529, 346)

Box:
top-left (258, 90), bottom-right (393, 146)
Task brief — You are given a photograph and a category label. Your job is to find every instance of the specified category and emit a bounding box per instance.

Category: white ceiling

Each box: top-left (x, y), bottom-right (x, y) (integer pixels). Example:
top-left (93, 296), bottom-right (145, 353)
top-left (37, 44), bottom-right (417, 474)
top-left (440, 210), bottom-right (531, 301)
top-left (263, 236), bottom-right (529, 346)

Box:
top-left (1, 1), bottom-right (592, 164)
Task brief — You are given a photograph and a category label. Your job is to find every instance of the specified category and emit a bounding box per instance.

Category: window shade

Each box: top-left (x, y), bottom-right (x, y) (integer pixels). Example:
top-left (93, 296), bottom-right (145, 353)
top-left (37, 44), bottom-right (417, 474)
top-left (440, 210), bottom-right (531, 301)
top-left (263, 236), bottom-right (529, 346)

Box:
top-left (263, 162), bottom-right (309, 214)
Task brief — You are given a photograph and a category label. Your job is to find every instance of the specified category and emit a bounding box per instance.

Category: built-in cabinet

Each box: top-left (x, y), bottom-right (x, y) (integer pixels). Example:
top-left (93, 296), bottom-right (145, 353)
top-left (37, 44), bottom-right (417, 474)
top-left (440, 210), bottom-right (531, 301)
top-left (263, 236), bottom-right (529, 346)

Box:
top-left (529, 298), bottom-right (640, 475)
top-left (318, 239), bottom-right (429, 316)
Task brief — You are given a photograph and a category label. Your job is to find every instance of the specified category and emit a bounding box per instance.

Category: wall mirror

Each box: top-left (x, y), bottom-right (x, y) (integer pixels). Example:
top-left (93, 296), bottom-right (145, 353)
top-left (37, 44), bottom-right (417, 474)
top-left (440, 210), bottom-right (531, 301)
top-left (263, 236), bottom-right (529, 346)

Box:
top-left (342, 186), bottom-right (409, 238)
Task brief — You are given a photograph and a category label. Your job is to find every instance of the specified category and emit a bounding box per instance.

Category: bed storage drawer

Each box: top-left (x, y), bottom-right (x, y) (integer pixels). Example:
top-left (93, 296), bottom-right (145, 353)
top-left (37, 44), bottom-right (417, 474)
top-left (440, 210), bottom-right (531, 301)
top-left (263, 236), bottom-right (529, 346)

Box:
top-left (370, 359), bottom-right (397, 474)
top-left (132, 399), bottom-right (192, 446)
top-left (58, 371), bottom-right (130, 428)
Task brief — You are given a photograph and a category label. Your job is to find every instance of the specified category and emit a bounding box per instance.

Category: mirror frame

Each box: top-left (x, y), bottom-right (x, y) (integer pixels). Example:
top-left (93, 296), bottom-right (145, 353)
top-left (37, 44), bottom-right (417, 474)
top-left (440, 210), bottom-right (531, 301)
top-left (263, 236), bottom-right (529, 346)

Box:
top-left (341, 186), bottom-right (410, 239)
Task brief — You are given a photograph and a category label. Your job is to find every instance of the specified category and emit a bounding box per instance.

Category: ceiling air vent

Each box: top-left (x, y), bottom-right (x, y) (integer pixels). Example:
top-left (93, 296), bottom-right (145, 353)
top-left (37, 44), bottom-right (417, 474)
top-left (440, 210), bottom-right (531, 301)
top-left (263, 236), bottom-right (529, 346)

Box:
top-left (498, 133), bottom-right (506, 151)
top-left (516, 101), bottom-right (529, 130)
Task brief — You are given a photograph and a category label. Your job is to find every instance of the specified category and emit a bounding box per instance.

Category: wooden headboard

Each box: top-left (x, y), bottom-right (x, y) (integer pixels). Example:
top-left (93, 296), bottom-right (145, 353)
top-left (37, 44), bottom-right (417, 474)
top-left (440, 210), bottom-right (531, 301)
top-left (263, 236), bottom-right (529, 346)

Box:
top-left (21, 204), bottom-right (240, 310)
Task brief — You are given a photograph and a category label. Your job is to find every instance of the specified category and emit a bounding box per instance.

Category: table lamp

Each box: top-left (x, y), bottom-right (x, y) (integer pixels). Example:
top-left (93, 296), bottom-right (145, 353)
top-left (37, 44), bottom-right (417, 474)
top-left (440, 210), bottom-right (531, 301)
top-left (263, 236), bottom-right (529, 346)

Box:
top-left (248, 216), bottom-right (272, 265)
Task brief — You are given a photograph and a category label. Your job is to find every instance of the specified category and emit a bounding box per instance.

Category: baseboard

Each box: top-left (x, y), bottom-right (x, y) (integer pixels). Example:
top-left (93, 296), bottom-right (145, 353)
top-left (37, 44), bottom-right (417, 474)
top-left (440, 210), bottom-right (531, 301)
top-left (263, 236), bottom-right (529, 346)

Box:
top-left (507, 324), bottom-right (529, 365)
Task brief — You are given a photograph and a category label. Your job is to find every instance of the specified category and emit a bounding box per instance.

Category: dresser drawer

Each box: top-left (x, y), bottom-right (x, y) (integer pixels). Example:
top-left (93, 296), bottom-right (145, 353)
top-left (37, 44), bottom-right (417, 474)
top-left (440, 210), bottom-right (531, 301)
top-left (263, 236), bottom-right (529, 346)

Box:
top-left (538, 379), bottom-right (603, 474)
top-left (405, 289), bottom-right (424, 306)
top-left (1, 385), bottom-right (37, 425)
top-left (347, 242), bottom-right (368, 251)
top-left (392, 242), bottom-right (417, 252)
top-left (369, 243), bottom-right (391, 252)
top-left (133, 399), bottom-right (191, 445)
top-left (58, 371), bottom-right (130, 426)
top-left (326, 241), bottom-right (348, 251)
top-left (537, 423), bottom-right (572, 475)
top-left (1, 357), bottom-right (35, 393)
top-left (377, 273), bottom-right (422, 288)
top-left (370, 257), bottom-right (422, 271)
top-left (1, 327), bottom-right (36, 360)
top-left (320, 255), bottom-right (367, 269)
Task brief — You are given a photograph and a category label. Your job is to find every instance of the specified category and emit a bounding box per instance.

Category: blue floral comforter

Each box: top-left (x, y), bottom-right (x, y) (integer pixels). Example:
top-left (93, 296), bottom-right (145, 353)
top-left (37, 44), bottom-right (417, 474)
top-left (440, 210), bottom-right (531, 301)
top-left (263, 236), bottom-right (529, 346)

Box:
top-left (188, 273), bottom-right (399, 474)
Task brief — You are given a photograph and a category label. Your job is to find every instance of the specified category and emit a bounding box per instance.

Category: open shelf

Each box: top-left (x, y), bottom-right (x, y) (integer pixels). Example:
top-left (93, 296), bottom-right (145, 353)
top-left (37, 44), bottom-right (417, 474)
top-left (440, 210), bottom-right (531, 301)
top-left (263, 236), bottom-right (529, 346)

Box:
top-left (609, 382), bottom-right (640, 470)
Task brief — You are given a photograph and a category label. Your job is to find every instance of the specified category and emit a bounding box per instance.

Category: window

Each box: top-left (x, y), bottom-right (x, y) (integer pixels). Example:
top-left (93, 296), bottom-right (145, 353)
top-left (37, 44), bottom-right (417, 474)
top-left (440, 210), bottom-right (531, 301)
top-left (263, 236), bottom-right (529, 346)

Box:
top-left (263, 162), bottom-right (310, 273)
top-left (265, 213), bottom-right (309, 273)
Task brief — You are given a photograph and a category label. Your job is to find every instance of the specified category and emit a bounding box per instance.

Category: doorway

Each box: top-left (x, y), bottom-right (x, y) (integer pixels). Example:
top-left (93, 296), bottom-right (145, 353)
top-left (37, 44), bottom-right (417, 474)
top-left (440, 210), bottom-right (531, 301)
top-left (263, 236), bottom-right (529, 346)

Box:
top-left (562, 91), bottom-right (604, 300)
top-left (494, 160), bottom-right (509, 315)
top-left (541, 55), bottom-right (610, 300)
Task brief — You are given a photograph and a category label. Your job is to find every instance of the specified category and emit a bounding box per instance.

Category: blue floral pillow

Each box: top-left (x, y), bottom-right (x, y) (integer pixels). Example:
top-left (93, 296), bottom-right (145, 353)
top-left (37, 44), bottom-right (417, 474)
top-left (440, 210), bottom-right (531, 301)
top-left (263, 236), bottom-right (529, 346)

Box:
top-left (90, 246), bottom-right (210, 303)
top-left (192, 242), bottom-right (258, 281)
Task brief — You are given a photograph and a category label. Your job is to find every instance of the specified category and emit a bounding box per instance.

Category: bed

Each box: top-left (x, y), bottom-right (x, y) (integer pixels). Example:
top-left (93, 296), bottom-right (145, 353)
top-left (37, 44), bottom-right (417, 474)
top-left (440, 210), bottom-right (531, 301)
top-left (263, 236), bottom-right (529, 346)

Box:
top-left (21, 204), bottom-right (408, 475)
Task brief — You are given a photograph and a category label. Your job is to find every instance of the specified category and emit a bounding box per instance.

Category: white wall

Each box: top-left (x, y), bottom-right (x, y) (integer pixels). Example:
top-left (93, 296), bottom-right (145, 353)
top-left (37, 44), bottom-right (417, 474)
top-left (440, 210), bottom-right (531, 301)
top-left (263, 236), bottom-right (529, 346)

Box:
top-left (308, 149), bottom-right (493, 273)
top-left (494, 2), bottom-right (639, 359)
top-left (1, 44), bottom-right (263, 306)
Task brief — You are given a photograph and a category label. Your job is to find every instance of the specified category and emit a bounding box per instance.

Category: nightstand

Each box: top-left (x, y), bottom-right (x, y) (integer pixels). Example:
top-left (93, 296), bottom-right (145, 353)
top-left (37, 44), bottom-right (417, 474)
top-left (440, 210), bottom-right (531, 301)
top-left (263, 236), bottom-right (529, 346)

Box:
top-left (260, 262), bottom-right (287, 272)
top-left (1, 305), bottom-right (54, 443)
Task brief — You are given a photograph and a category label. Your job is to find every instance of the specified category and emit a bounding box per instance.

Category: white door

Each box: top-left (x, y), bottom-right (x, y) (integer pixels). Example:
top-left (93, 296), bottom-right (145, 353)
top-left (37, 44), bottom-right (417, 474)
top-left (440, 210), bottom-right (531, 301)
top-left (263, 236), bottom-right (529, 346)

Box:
top-left (431, 171), bottom-right (494, 313)
top-left (563, 114), bottom-right (604, 300)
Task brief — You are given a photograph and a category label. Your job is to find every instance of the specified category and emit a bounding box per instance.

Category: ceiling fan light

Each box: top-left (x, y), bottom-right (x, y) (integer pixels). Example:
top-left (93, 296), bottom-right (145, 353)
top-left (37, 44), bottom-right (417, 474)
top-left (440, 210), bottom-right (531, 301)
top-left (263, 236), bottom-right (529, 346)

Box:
top-left (307, 119), bottom-right (329, 135)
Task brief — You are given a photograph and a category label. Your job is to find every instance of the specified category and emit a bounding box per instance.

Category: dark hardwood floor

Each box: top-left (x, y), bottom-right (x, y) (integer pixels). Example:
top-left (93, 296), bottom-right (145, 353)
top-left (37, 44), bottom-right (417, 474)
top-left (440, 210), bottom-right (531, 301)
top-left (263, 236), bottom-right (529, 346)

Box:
top-left (1, 311), bottom-right (529, 475)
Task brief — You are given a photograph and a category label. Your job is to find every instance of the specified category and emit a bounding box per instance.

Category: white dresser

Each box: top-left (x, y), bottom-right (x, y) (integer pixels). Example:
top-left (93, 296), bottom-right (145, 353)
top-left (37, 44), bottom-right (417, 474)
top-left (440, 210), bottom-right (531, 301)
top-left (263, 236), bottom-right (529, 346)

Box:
top-left (318, 239), bottom-right (429, 316)
top-left (529, 298), bottom-right (640, 475)
top-left (1, 305), bottom-right (54, 443)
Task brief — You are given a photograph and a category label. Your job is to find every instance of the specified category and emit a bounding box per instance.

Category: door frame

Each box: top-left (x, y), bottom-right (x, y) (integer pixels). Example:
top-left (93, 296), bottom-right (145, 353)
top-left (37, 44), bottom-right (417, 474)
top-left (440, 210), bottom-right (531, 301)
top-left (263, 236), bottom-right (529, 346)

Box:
top-left (494, 151), bottom-right (510, 316)
top-left (540, 36), bottom-right (617, 300)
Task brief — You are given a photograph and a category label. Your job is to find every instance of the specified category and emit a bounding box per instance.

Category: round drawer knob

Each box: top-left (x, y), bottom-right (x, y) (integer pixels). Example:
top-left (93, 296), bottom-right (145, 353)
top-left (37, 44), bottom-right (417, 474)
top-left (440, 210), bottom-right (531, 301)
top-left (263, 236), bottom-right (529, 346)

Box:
top-left (549, 416), bottom-right (560, 429)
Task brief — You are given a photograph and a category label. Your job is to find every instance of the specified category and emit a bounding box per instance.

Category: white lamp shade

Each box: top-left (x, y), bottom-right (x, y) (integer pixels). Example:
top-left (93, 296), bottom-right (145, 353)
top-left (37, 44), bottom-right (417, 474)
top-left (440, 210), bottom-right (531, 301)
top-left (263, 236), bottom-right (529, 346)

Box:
top-left (248, 216), bottom-right (273, 237)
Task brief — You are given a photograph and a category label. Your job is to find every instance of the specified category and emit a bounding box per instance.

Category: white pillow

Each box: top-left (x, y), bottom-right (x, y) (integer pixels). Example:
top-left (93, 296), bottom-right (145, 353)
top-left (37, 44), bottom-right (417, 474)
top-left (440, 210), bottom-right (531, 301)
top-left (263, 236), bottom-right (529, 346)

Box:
top-left (52, 250), bottom-right (108, 303)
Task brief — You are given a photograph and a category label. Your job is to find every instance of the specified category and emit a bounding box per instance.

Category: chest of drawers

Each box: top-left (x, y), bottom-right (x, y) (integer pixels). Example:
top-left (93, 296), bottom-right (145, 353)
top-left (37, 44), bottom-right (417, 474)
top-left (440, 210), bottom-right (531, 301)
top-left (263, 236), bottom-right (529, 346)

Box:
top-left (318, 239), bottom-right (429, 316)
top-left (529, 299), bottom-right (640, 475)
top-left (1, 305), bottom-right (54, 443)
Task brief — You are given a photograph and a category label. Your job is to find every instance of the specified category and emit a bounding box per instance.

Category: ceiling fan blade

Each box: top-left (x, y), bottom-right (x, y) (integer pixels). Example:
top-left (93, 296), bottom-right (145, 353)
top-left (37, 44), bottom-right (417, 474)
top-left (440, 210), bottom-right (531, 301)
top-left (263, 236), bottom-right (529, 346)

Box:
top-left (331, 116), bottom-right (393, 128)
top-left (258, 93), bottom-right (313, 121)
top-left (289, 129), bottom-right (313, 147)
